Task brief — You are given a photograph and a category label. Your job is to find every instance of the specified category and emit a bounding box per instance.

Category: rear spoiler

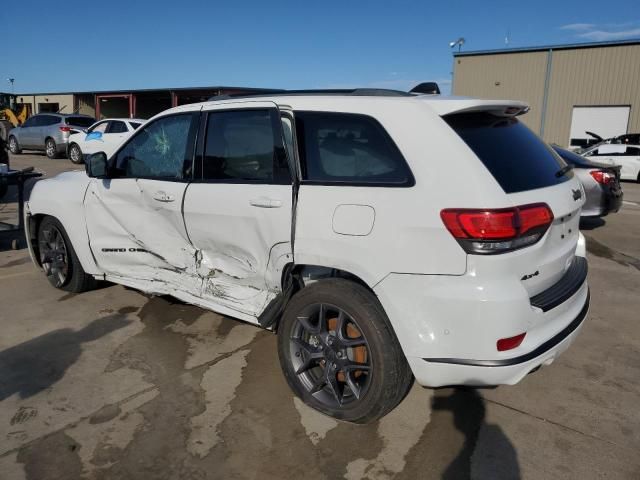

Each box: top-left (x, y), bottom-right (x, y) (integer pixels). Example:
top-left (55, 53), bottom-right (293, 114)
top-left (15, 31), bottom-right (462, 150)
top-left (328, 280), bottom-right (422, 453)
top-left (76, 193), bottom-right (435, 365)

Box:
top-left (422, 98), bottom-right (530, 118)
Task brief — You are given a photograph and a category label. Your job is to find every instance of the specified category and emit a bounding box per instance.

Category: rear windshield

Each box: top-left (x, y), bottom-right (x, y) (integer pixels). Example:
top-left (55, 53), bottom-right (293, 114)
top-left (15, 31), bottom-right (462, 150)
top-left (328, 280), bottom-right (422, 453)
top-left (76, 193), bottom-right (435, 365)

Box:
top-left (445, 113), bottom-right (570, 193)
top-left (551, 145), bottom-right (594, 168)
top-left (65, 116), bottom-right (95, 127)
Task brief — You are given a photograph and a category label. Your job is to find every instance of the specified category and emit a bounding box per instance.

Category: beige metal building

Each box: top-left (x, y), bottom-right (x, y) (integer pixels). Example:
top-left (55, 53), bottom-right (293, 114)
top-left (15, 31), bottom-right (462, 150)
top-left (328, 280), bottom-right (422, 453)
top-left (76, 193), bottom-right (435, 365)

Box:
top-left (452, 39), bottom-right (640, 147)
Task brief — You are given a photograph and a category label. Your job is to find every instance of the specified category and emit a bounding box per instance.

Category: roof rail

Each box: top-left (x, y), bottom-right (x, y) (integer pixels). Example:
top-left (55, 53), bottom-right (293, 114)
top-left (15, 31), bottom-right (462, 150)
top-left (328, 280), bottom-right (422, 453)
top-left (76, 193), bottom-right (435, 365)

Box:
top-left (208, 88), bottom-right (413, 101)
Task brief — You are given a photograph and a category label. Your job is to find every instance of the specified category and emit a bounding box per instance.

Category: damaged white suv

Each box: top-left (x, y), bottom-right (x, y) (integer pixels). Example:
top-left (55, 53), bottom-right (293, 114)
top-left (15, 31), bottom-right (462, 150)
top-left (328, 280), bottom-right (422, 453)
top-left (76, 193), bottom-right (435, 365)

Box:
top-left (25, 90), bottom-right (590, 423)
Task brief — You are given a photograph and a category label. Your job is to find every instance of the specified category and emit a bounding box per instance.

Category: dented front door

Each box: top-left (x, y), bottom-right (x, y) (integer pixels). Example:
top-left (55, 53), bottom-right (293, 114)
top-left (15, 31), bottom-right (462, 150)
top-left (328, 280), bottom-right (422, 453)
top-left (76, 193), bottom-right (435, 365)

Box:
top-left (85, 111), bottom-right (200, 284)
top-left (182, 103), bottom-right (293, 321)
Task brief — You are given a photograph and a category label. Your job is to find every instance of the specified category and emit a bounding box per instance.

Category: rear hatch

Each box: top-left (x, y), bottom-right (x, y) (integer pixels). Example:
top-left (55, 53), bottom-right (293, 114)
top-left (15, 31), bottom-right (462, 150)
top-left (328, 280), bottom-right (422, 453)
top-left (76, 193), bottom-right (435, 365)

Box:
top-left (443, 111), bottom-right (584, 298)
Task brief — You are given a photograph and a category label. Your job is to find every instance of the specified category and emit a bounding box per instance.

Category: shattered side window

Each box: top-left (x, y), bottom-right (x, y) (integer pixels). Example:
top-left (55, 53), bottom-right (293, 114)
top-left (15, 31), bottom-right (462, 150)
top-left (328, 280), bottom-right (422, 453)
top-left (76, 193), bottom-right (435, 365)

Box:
top-left (116, 114), bottom-right (194, 179)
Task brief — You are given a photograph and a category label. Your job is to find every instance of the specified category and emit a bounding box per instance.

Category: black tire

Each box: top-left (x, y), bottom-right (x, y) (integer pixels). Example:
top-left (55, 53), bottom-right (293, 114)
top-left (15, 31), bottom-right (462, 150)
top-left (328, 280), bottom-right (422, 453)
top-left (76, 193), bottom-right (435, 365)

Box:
top-left (37, 216), bottom-right (97, 292)
top-left (277, 278), bottom-right (413, 424)
top-left (68, 143), bottom-right (84, 164)
top-left (8, 135), bottom-right (21, 154)
top-left (45, 138), bottom-right (59, 159)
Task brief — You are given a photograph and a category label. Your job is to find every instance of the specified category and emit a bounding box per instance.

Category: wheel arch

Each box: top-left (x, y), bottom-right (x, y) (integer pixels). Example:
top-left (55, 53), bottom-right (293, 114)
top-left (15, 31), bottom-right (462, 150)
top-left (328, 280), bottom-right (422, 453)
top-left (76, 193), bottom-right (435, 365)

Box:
top-left (27, 176), bottom-right (102, 276)
top-left (263, 263), bottom-right (383, 333)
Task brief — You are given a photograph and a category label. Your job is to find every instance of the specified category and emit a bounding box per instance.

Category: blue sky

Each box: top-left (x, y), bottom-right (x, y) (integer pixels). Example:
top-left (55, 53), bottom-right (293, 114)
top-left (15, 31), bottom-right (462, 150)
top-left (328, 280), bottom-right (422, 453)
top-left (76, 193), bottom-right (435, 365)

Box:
top-left (3, 0), bottom-right (639, 94)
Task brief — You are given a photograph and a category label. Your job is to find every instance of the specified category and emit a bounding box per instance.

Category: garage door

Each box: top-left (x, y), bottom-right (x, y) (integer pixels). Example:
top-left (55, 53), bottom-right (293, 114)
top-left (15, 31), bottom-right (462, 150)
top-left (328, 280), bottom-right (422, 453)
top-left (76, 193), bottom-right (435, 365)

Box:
top-left (569, 106), bottom-right (630, 148)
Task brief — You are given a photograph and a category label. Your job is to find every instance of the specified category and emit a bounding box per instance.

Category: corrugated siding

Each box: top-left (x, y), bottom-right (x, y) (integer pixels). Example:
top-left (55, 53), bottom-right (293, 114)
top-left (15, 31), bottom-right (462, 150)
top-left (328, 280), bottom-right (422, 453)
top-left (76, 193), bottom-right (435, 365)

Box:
top-left (544, 45), bottom-right (640, 145)
top-left (453, 44), bottom-right (640, 145)
top-left (452, 52), bottom-right (548, 132)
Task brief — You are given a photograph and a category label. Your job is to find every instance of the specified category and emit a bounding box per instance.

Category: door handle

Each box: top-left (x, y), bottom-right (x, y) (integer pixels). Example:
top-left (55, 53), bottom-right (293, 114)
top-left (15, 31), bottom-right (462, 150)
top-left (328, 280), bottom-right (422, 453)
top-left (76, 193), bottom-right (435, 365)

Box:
top-left (250, 198), bottom-right (282, 208)
top-left (153, 191), bottom-right (175, 202)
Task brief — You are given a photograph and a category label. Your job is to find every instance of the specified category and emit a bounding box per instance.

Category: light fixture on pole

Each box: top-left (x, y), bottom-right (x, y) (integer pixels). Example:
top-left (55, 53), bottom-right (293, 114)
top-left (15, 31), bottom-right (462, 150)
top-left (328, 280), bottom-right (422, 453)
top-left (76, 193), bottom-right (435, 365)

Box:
top-left (449, 38), bottom-right (465, 52)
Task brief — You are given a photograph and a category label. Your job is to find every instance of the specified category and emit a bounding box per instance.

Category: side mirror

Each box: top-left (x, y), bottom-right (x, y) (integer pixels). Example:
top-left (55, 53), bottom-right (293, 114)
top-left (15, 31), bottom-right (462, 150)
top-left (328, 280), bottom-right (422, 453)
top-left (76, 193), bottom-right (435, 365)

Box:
top-left (85, 152), bottom-right (108, 178)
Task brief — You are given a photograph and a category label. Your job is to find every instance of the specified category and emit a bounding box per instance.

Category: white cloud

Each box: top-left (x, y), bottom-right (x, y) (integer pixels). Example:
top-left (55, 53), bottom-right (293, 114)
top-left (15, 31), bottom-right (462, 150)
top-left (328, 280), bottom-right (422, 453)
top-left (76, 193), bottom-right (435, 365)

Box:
top-left (576, 28), bottom-right (640, 41)
top-left (560, 22), bottom-right (640, 41)
top-left (560, 23), bottom-right (596, 31)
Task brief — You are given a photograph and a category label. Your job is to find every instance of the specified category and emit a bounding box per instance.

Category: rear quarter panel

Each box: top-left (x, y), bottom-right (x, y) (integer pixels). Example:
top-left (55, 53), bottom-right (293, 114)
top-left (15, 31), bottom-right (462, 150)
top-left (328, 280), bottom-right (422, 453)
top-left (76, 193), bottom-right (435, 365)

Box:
top-left (292, 98), bottom-right (508, 286)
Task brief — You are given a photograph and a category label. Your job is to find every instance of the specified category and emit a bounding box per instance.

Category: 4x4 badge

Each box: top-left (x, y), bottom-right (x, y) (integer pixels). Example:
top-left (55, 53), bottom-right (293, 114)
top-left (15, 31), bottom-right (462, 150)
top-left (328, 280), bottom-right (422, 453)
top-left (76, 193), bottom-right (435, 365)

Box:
top-left (572, 189), bottom-right (582, 201)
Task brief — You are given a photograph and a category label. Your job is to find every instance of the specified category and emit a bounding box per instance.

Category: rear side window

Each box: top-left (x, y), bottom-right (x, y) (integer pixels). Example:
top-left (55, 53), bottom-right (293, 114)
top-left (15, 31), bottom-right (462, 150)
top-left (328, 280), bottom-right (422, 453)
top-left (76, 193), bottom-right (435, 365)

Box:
top-left (295, 112), bottom-right (413, 185)
top-left (41, 115), bottom-right (60, 126)
top-left (129, 122), bottom-right (142, 130)
top-left (66, 116), bottom-right (95, 127)
top-left (445, 113), bottom-right (570, 193)
top-left (202, 109), bottom-right (290, 183)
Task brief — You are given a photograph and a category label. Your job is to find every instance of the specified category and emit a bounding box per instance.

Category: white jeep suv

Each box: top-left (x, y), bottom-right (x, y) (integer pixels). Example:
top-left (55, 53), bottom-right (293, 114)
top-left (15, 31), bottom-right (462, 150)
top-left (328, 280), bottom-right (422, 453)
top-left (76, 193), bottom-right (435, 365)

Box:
top-left (25, 90), bottom-right (589, 423)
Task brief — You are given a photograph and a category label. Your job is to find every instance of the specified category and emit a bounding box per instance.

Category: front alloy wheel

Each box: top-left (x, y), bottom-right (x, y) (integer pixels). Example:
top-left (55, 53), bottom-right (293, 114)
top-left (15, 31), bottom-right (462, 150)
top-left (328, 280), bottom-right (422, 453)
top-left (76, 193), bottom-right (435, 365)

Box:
top-left (38, 223), bottom-right (69, 287)
top-left (9, 136), bottom-right (20, 154)
top-left (69, 144), bottom-right (83, 164)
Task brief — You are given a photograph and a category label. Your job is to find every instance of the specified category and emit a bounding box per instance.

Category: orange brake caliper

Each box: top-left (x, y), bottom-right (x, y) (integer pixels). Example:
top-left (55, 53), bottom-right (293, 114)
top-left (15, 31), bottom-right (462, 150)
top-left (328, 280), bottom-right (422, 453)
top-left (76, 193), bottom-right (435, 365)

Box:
top-left (327, 317), bottom-right (367, 382)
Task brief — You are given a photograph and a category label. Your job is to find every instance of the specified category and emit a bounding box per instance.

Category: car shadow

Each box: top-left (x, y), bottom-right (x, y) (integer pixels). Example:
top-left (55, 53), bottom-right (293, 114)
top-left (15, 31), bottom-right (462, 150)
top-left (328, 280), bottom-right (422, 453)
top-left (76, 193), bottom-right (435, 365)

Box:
top-left (579, 217), bottom-right (606, 230)
top-left (0, 311), bottom-right (132, 401)
top-left (432, 388), bottom-right (521, 480)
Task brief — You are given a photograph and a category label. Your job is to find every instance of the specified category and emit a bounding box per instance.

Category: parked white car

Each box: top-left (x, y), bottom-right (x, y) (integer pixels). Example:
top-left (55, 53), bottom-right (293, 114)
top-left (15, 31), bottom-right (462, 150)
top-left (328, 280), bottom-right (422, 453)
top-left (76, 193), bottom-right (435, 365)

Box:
top-left (581, 143), bottom-right (640, 182)
top-left (67, 118), bottom-right (145, 164)
top-left (24, 91), bottom-right (589, 423)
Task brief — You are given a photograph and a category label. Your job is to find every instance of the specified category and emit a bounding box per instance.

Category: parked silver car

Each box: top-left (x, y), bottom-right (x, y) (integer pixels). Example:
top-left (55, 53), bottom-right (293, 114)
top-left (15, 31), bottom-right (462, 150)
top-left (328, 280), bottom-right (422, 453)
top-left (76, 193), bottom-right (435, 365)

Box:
top-left (552, 145), bottom-right (623, 217)
top-left (8, 114), bottom-right (95, 159)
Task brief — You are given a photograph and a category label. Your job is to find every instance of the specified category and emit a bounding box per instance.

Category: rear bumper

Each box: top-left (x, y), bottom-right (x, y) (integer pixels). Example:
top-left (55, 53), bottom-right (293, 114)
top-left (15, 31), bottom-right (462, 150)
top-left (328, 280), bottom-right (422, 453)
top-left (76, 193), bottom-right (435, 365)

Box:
top-left (420, 288), bottom-right (588, 366)
top-left (374, 253), bottom-right (589, 388)
top-left (582, 184), bottom-right (623, 217)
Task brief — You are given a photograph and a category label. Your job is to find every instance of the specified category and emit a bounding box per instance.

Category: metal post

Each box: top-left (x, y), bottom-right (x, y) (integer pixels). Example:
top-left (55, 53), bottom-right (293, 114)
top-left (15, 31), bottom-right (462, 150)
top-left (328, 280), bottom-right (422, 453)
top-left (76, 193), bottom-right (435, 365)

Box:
top-left (539, 48), bottom-right (553, 138)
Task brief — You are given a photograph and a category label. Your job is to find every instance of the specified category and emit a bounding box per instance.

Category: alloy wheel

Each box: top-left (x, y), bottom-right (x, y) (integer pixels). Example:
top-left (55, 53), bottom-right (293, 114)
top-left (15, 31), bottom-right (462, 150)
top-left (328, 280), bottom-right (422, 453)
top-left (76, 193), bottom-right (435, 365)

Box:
top-left (39, 224), bottom-right (69, 287)
top-left (46, 140), bottom-right (56, 157)
top-left (289, 303), bottom-right (372, 408)
top-left (70, 145), bottom-right (81, 163)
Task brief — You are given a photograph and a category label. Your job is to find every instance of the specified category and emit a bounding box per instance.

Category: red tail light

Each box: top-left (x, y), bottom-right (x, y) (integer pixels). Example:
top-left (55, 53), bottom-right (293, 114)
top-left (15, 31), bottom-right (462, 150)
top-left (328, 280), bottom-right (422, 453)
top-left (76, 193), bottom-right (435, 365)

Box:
top-left (589, 170), bottom-right (614, 185)
top-left (497, 332), bottom-right (526, 351)
top-left (59, 126), bottom-right (71, 132)
top-left (441, 203), bottom-right (554, 254)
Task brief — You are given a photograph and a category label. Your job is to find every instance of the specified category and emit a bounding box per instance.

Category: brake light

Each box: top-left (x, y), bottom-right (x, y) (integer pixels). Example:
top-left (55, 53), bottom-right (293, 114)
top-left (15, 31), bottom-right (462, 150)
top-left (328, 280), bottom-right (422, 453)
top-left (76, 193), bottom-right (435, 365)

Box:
top-left (441, 203), bottom-right (553, 254)
top-left (497, 332), bottom-right (526, 352)
top-left (59, 126), bottom-right (71, 132)
top-left (589, 170), bottom-right (614, 185)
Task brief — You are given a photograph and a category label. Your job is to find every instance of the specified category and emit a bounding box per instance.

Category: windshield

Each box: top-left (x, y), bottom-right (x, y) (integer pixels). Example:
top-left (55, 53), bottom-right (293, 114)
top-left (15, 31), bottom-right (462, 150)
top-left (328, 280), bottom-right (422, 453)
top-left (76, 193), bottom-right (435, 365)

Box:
top-left (66, 116), bottom-right (95, 128)
top-left (551, 145), bottom-right (594, 168)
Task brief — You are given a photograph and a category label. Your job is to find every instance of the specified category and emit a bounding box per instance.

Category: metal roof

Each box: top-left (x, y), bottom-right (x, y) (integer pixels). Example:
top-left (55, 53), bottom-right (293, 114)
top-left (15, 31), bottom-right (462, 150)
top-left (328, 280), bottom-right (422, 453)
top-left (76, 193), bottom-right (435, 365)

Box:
top-left (453, 38), bottom-right (640, 57)
top-left (13, 85), bottom-right (281, 97)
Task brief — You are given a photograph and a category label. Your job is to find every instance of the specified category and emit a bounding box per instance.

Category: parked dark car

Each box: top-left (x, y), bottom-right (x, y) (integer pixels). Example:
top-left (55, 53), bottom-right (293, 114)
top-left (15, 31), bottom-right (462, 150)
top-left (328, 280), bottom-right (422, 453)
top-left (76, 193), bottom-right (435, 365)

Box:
top-left (552, 145), bottom-right (623, 217)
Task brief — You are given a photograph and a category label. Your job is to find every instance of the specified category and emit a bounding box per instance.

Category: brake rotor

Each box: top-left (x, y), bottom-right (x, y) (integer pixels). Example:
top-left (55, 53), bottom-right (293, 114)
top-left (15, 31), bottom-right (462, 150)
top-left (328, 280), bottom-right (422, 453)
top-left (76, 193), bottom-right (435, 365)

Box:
top-left (327, 317), bottom-right (367, 382)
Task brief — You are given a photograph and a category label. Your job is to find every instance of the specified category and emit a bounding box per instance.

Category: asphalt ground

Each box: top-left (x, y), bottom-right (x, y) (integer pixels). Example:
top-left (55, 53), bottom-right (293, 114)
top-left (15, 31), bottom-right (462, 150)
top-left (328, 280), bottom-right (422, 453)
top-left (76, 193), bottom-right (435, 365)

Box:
top-left (1, 152), bottom-right (639, 479)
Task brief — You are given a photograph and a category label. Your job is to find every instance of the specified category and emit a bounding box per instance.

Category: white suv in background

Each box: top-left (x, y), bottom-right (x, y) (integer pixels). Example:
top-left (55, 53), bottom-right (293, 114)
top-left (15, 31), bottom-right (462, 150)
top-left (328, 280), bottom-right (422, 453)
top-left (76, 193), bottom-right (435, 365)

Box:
top-left (582, 142), bottom-right (640, 182)
top-left (24, 90), bottom-right (589, 423)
